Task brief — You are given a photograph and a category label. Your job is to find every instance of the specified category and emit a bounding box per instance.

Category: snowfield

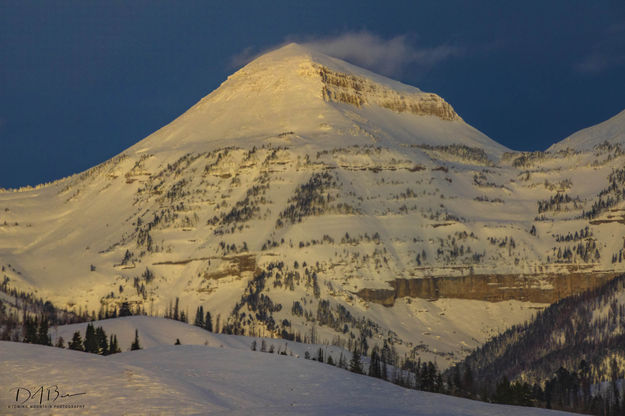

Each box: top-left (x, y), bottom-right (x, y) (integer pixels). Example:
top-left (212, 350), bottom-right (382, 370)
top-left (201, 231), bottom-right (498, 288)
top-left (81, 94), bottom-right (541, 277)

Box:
top-left (1, 318), bottom-right (576, 415)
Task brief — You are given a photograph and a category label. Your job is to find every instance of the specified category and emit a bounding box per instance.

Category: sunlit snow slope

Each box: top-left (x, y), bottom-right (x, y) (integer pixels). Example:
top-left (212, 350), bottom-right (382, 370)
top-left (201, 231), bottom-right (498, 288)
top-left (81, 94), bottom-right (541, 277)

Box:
top-left (549, 109), bottom-right (625, 152)
top-left (0, 340), bottom-right (575, 415)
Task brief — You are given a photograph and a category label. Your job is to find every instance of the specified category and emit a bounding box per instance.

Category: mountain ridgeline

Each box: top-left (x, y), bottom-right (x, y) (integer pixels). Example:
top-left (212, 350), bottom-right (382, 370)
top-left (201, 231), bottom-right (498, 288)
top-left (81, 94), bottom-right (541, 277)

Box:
top-left (1, 43), bottom-right (625, 367)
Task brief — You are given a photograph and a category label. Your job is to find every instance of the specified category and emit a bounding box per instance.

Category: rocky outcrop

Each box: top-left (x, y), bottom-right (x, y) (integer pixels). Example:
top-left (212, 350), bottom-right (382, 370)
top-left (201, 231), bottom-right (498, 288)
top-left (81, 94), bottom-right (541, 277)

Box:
top-left (317, 65), bottom-right (459, 121)
top-left (357, 272), bottom-right (621, 306)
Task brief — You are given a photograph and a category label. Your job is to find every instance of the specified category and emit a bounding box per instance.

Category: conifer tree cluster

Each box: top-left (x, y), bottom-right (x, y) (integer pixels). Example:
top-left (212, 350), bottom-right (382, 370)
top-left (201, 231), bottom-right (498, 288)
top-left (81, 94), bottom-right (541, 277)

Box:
top-left (193, 305), bottom-right (213, 332)
top-left (164, 297), bottom-right (189, 323)
top-left (67, 323), bottom-right (121, 355)
top-left (1, 283), bottom-right (87, 341)
top-left (22, 315), bottom-right (51, 346)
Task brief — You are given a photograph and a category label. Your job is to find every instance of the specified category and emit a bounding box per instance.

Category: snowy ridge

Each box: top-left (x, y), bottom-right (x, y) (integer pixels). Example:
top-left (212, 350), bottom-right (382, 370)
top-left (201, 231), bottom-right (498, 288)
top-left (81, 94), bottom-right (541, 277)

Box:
top-left (549, 109), bottom-right (625, 152)
top-left (49, 316), bottom-right (350, 361)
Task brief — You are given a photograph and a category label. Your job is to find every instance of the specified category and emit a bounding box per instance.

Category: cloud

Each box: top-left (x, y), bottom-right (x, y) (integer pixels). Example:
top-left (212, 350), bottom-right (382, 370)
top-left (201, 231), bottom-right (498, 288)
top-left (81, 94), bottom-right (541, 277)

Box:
top-left (229, 46), bottom-right (257, 69)
top-left (575, 54), bottom-right (617, 74)
top-left (301, 32), bottom-right (463, 76)
top-left (230, 32), bottom-right (464, 77)
top-left (575, 22), bottom-right (625, 75)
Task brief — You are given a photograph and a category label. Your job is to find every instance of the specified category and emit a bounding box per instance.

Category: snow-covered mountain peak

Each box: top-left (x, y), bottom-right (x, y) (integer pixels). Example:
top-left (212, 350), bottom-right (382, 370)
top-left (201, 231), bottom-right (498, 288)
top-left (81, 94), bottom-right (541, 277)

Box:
top-left (4, 43), bottom-right (566, 368)
top-left (548, 109), bottom-right (625, 152)
top-left (131, 42), bottom-right (506, 156)
top-left (223, 42), bottom-right (424, 95)
top-left (233, 42), bottom-right (424, 94)
top-left (210, 42), bottom-right (458, 120)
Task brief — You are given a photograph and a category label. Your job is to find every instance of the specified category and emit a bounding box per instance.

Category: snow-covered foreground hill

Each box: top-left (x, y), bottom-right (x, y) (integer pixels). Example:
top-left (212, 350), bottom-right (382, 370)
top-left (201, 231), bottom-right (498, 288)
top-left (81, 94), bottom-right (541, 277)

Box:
top-left (2, 43), bottom-right (625, 368)
top-left (1, 330), bottom-right (575, 415)
top-left (50, 315), bottom-right (351, 361)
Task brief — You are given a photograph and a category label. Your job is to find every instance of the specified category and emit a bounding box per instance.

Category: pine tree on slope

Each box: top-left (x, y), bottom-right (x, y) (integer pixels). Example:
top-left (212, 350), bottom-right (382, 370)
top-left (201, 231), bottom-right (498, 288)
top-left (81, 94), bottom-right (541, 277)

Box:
top-left (130, 329), bottom-right (141, 351)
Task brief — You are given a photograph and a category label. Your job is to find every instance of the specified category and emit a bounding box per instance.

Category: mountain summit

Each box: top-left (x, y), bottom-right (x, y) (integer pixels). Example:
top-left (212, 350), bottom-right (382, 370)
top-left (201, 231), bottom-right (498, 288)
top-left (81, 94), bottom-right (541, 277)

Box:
top-left (131, 43), bottom-right (508, 156)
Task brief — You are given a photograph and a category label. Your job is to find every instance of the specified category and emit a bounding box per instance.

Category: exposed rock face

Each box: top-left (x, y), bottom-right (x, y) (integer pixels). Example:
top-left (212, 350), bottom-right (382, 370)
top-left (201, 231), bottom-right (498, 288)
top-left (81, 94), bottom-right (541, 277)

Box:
top-left (317, 65), bottom-right (459, 121)
top-left (201, 254), bottom-right (258, 280)
top-left (357, 272), bottom-right (621, 306)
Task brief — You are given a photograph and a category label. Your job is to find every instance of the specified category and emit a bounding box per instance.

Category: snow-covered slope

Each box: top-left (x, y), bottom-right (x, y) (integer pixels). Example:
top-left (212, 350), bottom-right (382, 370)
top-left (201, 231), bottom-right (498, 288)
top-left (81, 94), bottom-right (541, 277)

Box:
top-left (549, 109), bottom-right (625, 152)
top-left (2, 43), bottom-right (625, 369)
top-left (0, 340), bottom-right (575, 415)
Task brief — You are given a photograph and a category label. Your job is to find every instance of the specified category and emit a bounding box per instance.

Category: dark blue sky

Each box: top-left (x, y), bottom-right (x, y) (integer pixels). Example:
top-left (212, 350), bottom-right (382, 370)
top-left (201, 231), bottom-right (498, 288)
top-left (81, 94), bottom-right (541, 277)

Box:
top-left (1, 1), bottom-right (624, 188)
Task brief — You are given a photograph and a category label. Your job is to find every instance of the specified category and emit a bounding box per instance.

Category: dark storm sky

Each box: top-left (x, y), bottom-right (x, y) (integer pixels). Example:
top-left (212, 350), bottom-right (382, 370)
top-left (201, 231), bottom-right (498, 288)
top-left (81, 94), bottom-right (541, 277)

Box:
top-left (1, 0), bottom-right (624, 188)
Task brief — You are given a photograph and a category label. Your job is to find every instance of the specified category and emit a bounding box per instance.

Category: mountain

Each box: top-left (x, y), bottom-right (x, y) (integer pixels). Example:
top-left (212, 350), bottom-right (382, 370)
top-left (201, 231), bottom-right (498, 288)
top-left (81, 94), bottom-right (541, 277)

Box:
top-left (1, 43), bottom-right (625, 368)
top-left (549, 109), bottom-right (625, 152)
top-left (453, 272), bottom-right (625, 413)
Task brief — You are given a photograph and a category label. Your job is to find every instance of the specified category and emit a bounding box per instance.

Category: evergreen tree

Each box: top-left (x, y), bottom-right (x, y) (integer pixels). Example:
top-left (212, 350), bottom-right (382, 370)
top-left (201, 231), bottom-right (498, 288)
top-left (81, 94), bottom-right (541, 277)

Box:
top-left (317, 347), bottom-right (324, 363)
top-left (83, 323), bottom-right (98, 353)
top-left (173, 298), bottom-right (179, 321)
top-left (462, 365), bottom-right (474, 397)
top-left (96, 326), bottom-right (108, 355)
top-left (421, 362), bottom-right (436, 392)
top-left (611, 358), bottom-right (620, 415)
top-left (435, 373), bottom-right (444, 394)
top-left (55, 336), bottom-right (65, 348)
top-left (194, 306), bottom-right (205, 327)
top-left (37, 315), bottom-right (51, 345)
top-left (380, 340), bottom-right (391, 380)
top-left (450, 366), bottom-right (461, 395)
top-left (326, 354), bottom-right (335, 366)
top-left (130, 329), bottom-right (141, 350)
top-left (69, 331), bottom-right (84, 351)
top-left (369, 347), bottom-right (382, 378)
top-left (119, 302), bottom-right (132, 317)
top-left (23, 316), bottom-right (37, 344)
top-left (349, 347), bottom-right (363, 374)
top-left (205, 311), bottom-right (213, 332)
top-left (414, 364), bottom-right (422, 390)
top-left (359, 333), bottom-right (369, 357)
top-left (109, 335), bottom-right (121, 354)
